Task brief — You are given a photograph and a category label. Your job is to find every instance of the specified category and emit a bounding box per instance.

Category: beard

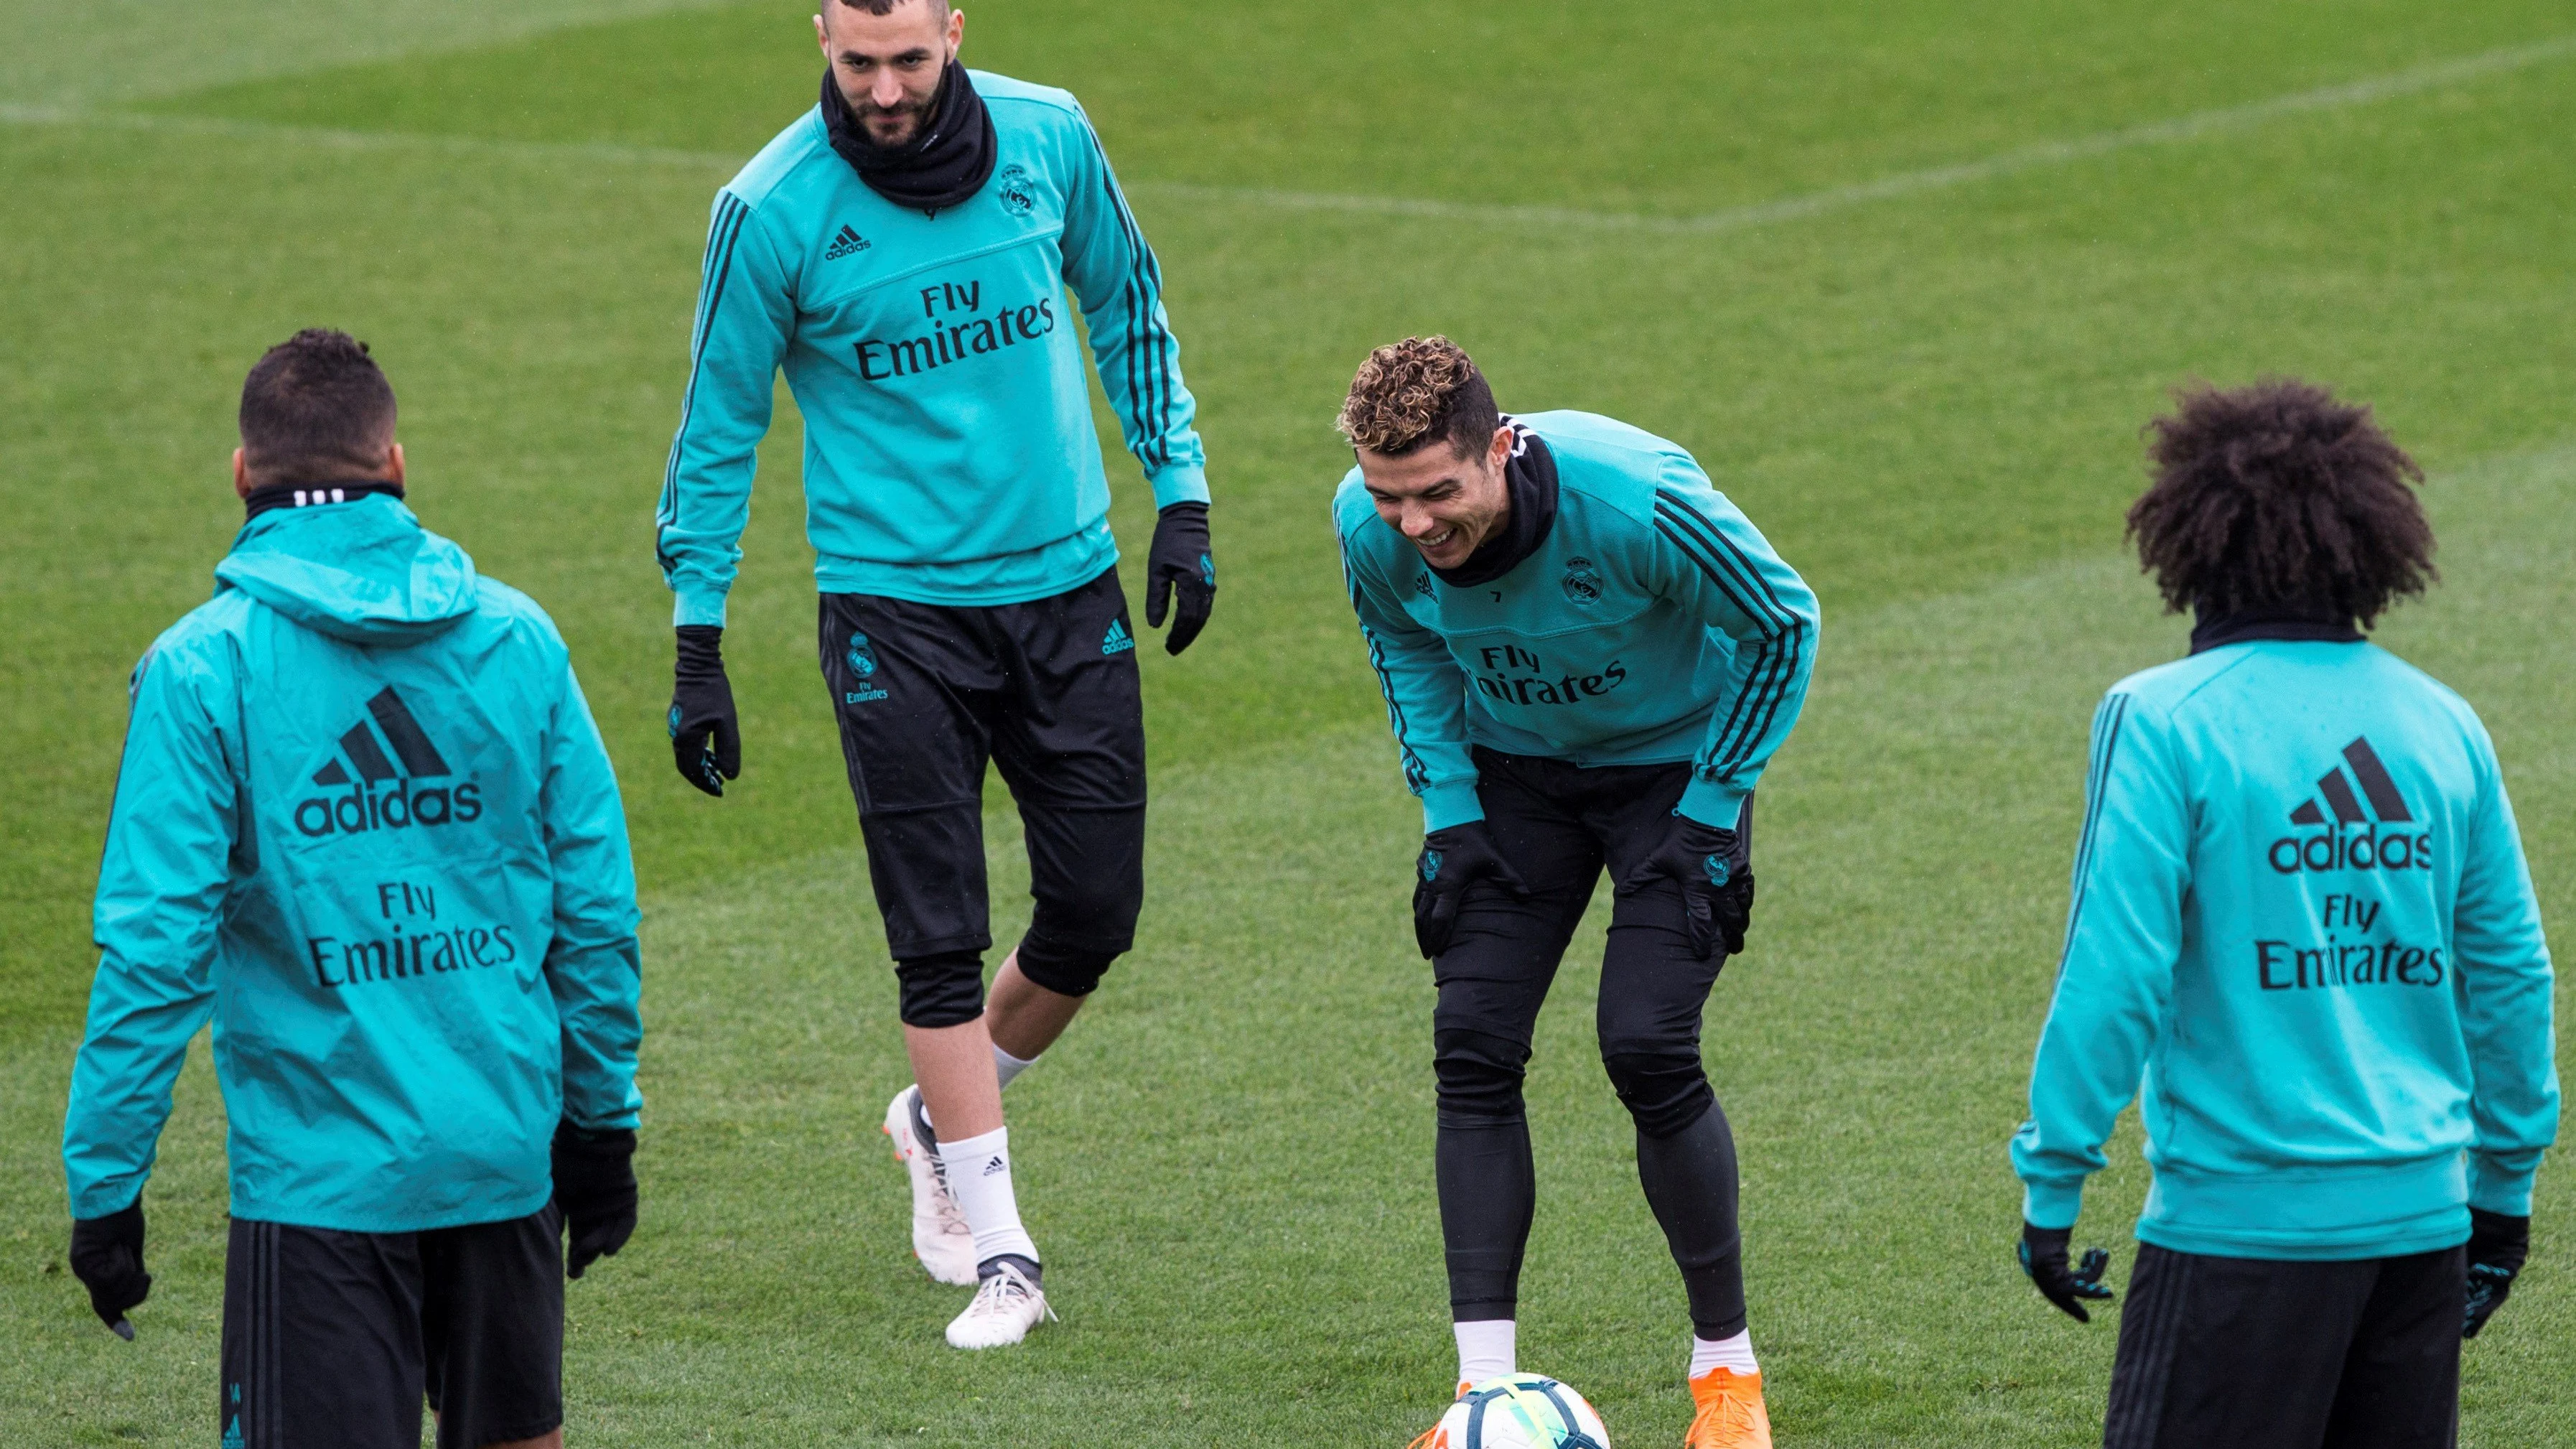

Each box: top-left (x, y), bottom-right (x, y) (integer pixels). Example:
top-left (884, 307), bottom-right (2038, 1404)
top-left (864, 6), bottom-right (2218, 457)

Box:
top-left (851, 76), bottom-right (941, 145)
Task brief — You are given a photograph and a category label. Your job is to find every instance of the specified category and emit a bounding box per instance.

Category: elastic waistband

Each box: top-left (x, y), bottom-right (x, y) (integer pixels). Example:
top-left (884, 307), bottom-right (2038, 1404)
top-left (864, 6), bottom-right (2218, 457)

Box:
top-left (2138, 1152), bottom-right (2470, 1260)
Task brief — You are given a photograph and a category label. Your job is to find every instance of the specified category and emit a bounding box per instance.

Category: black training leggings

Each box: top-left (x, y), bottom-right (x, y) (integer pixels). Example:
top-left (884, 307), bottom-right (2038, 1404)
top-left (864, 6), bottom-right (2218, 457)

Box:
top-left (1432, 747), bottom-right (1752, 1339)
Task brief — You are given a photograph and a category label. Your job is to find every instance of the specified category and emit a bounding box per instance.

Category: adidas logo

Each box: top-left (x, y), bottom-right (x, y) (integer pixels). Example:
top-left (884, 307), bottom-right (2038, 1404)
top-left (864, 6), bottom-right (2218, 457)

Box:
top-left (982, 1155), bottom-right (1008, 1177)
top-left (293, 686), bottom-right (483, 837)
top-left (825, 224), bottom-right (871, 260)
top-left (223, 1418), bottom-right (245, 1449)
top-left (1101, 619), bottom-right (1134, 655)
top-left (2269, 736), bottom-right (2430, 875)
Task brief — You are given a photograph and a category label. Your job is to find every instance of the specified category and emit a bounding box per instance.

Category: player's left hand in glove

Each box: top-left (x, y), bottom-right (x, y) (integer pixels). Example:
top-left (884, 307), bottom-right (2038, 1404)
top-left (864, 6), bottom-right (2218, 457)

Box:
top-left (1413, 821), bottom-right (1529, 959)
top-left (669, 625), bottom-right (739, 797)
top-left (2019, 1221), bottom-right (2115, 1323)
top-left (68, 1201), bottom-right (150, 1339)
top-left (552, 1122), bottom-right (639, 1280)
top-left (1616, 814), bottom-right (1754, 960)
top-left (2463, 1207), bottom-right (2531, 1338)
top-left (1144, 501), bottom-right (1215, 656)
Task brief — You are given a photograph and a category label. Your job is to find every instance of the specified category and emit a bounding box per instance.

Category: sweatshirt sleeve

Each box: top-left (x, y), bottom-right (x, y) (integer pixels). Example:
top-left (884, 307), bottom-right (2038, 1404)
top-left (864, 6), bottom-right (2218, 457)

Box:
top-left (1641, 458), bottom-right (1821, 826)
top-left (1340, 521), bottom-right (1481, 831)
top-left (655, 189), bottom-right (796, 628)
top-left (1058, 107), bottom-right (1208, 510)
top-left (2450, 734), bottom-right (2558, 1215)
top-left (538, 656), bottom-right (645, 1133)
top-left (2011, 691), bottom-right (2188, 1229)
top-left (62, 645), bottom-right (233, 1219)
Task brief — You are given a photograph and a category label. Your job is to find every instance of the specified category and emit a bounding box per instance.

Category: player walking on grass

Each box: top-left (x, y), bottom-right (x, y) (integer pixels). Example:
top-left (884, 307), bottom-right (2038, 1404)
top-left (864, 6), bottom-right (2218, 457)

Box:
top-left (1334, 338), bottom-right (1817, 1448)
top-left (62, 330), bottom-right (644, 1449)
top-left (655, 0), bottom-right (1213, 1348)
top-left (2012, 381), bottom-right (2559, 1449)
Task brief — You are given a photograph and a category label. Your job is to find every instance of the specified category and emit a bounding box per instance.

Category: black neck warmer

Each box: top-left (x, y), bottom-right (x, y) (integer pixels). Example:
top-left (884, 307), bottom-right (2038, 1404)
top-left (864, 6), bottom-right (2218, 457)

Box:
top-left (244, 480), bottom-right (406, 520)
top-left (821, 60), bottom-right (997, 215)
top-left (1431, 420), bottom-right (1559, 589)
top-left (2189, 602), bottom-right (2363, 654)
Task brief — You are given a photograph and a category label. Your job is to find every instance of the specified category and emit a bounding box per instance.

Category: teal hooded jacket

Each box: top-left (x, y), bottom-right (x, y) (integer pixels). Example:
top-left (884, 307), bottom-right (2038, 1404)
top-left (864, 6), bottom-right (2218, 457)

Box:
top-left (1335, 411), bottom-right (1819, 831)
top-left (63, 496), bottom-right (643, 1233)
top-left (2013, 635), bottom-right (2557, 1259)
top-left (655, 70), bottom-right (1206, 622)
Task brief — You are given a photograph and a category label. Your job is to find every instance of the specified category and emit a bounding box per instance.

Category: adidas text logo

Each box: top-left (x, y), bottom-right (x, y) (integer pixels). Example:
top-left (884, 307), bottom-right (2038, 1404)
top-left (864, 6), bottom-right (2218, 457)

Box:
top-left (2267, 736), bottom-right (2430, 875)
top-left (825, 225), bottom-right (871, 260)
top-left (292, 686), bottom-right (483, 838)
top-left (982, 1155), bottom-right (1008, 1177)
top-left (1101, 619), bottom-right (1134, 655)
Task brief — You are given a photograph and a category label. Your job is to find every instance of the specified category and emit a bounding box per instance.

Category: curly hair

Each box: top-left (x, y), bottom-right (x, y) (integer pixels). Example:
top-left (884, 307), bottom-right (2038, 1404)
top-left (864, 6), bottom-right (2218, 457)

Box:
top-left (1337, 335), bottom-right (1498, 457)
top-left (238, 328), bottom-right (398, 487)
top-left (2127, 378), bottom-right (2434, 627)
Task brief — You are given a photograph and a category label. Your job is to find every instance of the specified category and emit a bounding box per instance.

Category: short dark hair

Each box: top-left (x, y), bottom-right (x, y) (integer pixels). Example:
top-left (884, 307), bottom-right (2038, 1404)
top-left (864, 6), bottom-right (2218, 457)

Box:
top-left (2127, 378), bottom-right (2434, 628)
top-left (238, 329), bottom-right (398, 487)
top-left (1337, 335), bottom-right (1500, 459)
top-left (831, 0), bottom-right (951, 17)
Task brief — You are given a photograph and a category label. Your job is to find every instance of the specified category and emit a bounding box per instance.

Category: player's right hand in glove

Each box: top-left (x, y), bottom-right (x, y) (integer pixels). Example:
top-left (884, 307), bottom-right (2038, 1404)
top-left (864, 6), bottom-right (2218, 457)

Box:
top-left (2463, 1207), bottom-right (2531, 1338)
top-left (1144, 501), bottom-right (1215, 656)
top-left (1616, 814), bottom-right (1754, 960)
top-left (552, 1122), bottom-right (639, 1280)
top-left (1412, 821), bottom-right (1527, 959)
top-left (2019, 1220), bottom-right (2115, 1323)
top-left (68, 1201), bottom-right (150, 1339)
top-left (669, 625), bottom-right (739, 797)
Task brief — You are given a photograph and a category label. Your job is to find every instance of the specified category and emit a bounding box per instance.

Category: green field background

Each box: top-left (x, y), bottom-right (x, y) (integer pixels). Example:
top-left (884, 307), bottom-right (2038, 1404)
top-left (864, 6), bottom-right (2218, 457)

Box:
top-left (4, 2), bottom-right (2573, 1443)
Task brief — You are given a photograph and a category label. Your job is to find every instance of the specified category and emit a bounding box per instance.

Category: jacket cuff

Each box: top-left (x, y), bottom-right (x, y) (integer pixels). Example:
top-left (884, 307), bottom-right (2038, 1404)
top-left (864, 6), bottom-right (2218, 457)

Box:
top-left (2468, 1155), bottom-right (2538, 1216)
top-left (1679, 778), bottom-right (1747, 829)
top-left (1422, 780), bottom-right (1485, 832)
top-left (1147, 461), bottom-right (1211, 511)
top-left (2020, 1178), bottom-right (2083, 1230)
top-left (671, 584), bottom-right (729, 630)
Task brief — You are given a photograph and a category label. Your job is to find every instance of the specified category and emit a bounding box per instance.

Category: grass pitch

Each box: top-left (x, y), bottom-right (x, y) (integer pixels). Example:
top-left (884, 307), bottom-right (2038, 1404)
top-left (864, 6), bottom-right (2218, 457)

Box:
top-left (4, 2), bottom-right (2575, 1443)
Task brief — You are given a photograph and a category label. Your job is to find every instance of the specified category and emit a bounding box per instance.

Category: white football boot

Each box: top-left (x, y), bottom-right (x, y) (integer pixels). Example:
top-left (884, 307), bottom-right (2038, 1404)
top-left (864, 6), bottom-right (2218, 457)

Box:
top-left (944, 1259), bottom-right (1055, 1349)
top-left (882, 1086), bottom-right (977, 1286)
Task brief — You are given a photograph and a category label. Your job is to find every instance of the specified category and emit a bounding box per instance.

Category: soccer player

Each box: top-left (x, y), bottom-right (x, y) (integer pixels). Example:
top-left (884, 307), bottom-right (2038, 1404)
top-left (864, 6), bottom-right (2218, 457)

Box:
top-left (655, 0), bottom-right (1213, 1348)
top-left (62, 330), bottom-right (643, 1449)
top-left (2011, 380), bottom-right (2559, 1448)
top-left (1335, 337), bottom-right (1818, 1448)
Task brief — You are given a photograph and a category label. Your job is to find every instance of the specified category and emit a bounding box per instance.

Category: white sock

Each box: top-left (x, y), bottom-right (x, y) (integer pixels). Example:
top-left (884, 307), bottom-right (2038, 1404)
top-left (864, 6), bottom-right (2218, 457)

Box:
top-left (1689, 1330), bottom-right (1758, 1380)
top-left (1455, 1319), bottom-right (1516, 1387)
top-left (936, 1126), bottom-right (1040, 1271)
top-left (993, 1045), bottom-right (1038, 1090)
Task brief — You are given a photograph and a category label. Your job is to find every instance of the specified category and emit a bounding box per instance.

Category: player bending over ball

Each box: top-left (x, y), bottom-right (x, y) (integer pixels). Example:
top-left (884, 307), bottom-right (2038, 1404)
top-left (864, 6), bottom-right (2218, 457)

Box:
top-left (64, 330), bottom-right (644, 1449)
top-left (1334, 337), bottom-right (1818, 1448)
top-left (2011, 379), bottom-right (2559, 1449)
top-left (655, 0), bottom-right (1215, 1348)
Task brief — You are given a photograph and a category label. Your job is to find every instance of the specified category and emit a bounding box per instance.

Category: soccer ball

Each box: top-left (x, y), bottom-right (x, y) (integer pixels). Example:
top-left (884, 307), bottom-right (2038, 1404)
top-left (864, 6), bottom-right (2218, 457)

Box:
top-left (1427, 1375), bottom-right (1610, 1448)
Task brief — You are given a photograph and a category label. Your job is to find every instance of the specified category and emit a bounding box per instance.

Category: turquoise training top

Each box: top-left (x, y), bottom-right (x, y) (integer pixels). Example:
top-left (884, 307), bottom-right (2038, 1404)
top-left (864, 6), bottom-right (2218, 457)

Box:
top-left (2013, 636), bottom-right (2559, 1259)
top-left (1335, 410), bottom-right (1819, 831)
top-left (63, 498), bottom-right (643, 1232)
top-left (655, 70), bottom-right (1207, 623)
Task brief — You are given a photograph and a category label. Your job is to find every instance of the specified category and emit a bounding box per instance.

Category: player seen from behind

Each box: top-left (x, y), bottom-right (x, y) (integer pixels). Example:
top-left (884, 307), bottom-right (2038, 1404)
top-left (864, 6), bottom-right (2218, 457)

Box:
top-left (1334, 337), bottom-right (1818, 1448)
top-left (2011, 380), bottom-right (2559, 1448)
top-left (63, 330), bottom-right (644, 1449)
top-left (655, 0), bottom-right (1215, 1348)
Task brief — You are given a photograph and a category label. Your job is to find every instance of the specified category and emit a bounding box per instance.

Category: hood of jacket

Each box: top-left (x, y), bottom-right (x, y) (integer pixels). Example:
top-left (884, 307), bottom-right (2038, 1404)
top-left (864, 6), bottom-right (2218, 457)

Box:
top-left (213, 494), bottom-right (480, 646)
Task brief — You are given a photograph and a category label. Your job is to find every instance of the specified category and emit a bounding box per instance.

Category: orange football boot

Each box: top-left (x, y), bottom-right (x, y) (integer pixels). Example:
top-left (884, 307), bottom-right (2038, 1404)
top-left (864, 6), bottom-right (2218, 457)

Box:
top-left (1684, 1367), bottom-right (1773, 1448)
top-left (1404, 1384), bottom-right (1473, 1448)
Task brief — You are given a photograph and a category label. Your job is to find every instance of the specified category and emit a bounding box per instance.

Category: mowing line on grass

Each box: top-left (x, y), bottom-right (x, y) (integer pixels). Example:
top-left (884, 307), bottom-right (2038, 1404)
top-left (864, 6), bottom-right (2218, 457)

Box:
top-left (3, 30), bottom-right (2572, 236)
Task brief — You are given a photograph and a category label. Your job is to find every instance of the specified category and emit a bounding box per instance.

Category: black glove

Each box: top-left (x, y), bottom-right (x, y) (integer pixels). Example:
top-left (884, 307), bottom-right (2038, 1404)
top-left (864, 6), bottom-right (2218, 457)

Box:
top-left (1615, 814), bottom-right (1754, 960)
top-left (2018, 1221), bottom-right (2115, 1323)
top-left (668, 625), bottom-right (739, 797)
top-left (1411, 821), bottom-right (1529, 959)
top-left (68, 1202), bottom-right (149, 1338)
top-left (2463, 1207), bottom-right (2531, 1339)
top-left (1144, 501), bottom-right (1215, 656)
top-left (552, 1122), bottom-right (639, 1280)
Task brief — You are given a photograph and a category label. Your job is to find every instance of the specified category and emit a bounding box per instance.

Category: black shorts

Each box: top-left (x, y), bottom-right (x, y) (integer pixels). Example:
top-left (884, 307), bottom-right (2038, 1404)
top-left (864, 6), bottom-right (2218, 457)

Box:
top-left (1437, 747), bottom-right (1751, 1074)
top-left (220, 1208), bottom-right (564, 1449)
top-left (818, 567), bottom-right (1148, 1025)
top-left (2104, 1241), bottom-right (2464, 1449)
